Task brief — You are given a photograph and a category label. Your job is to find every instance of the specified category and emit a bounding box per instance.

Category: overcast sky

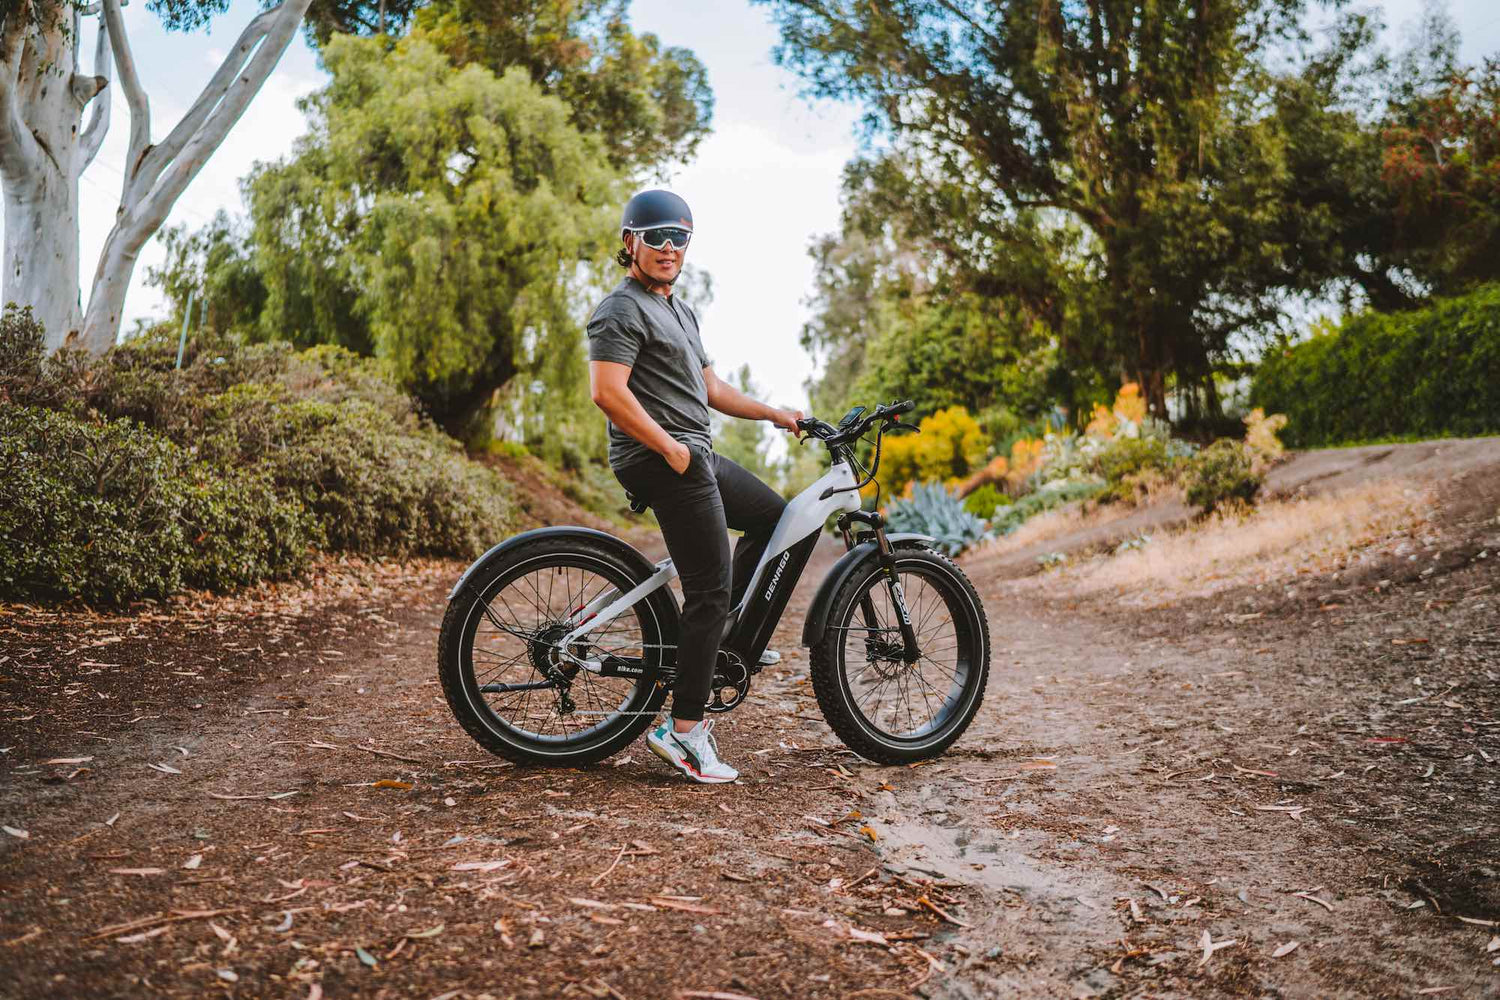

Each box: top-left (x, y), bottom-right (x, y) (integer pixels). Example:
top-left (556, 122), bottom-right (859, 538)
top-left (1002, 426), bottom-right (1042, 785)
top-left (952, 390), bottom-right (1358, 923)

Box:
top-left (27, 0), bottom-right (1500, 415)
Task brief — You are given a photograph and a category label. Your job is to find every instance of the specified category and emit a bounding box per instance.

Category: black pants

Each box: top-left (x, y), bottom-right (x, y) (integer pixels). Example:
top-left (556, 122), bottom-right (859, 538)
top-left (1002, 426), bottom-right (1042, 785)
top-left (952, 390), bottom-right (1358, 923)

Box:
top-left (614, 446), bottom-right (785, 722)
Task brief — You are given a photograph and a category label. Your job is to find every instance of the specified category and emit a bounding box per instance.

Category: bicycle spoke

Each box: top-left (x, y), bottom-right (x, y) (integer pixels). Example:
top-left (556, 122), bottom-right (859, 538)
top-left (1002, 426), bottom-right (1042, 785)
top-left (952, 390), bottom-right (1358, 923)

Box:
top-left (837, 561), bottom-right (976, 740)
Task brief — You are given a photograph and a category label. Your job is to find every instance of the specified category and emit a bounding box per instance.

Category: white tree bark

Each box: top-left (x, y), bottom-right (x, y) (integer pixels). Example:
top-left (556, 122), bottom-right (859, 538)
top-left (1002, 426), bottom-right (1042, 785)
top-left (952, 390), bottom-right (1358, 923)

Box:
top-left (0, 0), bottom-right (313, 353)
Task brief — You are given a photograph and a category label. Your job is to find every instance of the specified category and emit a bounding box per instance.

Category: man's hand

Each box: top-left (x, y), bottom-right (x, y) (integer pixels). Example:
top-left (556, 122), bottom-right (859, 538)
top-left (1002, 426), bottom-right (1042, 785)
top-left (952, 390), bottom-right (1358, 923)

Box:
top-left (770, 408), bottom-right (805, 437)
top-left (664, 439), bottom-right (692, 474)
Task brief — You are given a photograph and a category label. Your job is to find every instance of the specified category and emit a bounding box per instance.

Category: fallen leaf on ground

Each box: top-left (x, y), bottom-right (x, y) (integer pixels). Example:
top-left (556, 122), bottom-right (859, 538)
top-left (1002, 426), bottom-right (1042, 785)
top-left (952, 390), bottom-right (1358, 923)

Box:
top-left (1198, 930), bottom-right (1237, 966)
top-left (452, 860), bottom-right (510, 872)
top-left (148, 763), bottom-right (182, 775)
top-left (1273, 941), bottom-right (1299, 957)
top-left (372, 780), bottom-right (412, 790)
top-left (355, 946), bottom-right (378, 967)
top-left (109, 868), bottom-right (166, 876)
top-left (3, 826), bottom-right (28, 839)
top-left (44, 756), bottom-right (93, 765)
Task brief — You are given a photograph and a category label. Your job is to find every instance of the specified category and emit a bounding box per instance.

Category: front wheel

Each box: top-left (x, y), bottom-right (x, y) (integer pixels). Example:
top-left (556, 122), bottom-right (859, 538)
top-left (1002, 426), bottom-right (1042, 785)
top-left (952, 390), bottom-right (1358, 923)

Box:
top-left (809, 547), bottom-right (990, 764)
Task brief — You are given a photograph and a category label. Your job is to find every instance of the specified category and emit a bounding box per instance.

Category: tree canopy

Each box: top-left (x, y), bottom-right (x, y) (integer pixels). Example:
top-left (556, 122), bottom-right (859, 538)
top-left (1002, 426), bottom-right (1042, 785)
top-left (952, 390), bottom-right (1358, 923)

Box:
top-left (153, 1), bottom-right (713, 440)
top-left (765, 0), bottom-right (1500, 425)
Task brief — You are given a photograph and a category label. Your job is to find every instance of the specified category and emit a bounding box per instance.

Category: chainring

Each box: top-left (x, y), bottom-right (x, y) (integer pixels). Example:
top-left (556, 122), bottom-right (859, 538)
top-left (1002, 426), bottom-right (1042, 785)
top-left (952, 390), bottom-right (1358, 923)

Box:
top-left (707, 650), bottom-right (750, 713)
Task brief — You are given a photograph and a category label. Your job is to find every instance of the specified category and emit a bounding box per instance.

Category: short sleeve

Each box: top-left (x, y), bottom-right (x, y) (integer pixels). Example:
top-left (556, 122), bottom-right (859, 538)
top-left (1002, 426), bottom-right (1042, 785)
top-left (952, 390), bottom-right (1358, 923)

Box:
top-left (587, 301), bottom-right (644, 367)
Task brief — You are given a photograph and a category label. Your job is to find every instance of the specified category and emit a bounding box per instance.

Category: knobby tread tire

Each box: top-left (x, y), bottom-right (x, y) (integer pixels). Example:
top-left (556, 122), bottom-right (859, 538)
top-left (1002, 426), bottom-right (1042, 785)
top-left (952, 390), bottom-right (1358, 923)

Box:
top-left (438, 537), bottom-right (672, 767)
top-left (808, 546), bottom-right (990, 764)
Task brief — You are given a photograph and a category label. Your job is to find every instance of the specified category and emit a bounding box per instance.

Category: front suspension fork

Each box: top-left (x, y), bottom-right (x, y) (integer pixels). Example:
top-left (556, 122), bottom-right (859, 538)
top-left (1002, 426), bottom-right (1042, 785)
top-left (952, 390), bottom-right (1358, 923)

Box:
top-left (840, 512), bottom-right (921, 663)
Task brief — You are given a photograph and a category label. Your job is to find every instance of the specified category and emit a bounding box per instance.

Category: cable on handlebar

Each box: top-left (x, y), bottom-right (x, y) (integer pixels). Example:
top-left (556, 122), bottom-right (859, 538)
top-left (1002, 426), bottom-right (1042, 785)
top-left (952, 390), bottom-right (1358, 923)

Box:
top-left (811, 398), bottom-right (913, 501)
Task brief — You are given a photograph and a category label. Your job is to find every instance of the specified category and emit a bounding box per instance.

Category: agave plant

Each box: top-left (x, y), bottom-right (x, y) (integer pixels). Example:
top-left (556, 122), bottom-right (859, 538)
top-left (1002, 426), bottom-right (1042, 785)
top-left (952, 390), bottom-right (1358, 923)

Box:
top-left (885, 482), bottom-right (991, 556)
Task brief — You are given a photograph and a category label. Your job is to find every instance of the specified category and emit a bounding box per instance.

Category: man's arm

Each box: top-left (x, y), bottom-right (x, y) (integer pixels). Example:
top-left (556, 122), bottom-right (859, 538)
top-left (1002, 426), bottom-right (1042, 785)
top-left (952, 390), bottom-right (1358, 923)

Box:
top-left (703, 367), bottom-right (804, 435)
top-left (589, 361), bottom-right (693, 473)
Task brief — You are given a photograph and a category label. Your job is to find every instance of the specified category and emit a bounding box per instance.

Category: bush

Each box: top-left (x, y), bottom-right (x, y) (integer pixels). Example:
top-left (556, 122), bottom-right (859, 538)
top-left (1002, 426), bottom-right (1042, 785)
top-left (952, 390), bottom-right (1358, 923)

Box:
top-left (0, 305), bottom-right (88, 410)
top-left (990, 480), bottom-right (1105, 535)
top-left (885, 482), bottom-right (991, 556)
top-left (1251, 284), bottom-right (1500, 447)
top-left (0, 317), bottom-right (515, 603)
top-left (1094, 435), bottom-right (1174, 503)
top-left (1183, 439), bottom-right (1261, 514)
top-left (183, 382), bottom-right (510, 559)
top-left (0, 406), bottom-right (316, 603)
top-left (962, 483), bottom-right (1010, 520)
top-left (879, 406), bottom-right (990, 497)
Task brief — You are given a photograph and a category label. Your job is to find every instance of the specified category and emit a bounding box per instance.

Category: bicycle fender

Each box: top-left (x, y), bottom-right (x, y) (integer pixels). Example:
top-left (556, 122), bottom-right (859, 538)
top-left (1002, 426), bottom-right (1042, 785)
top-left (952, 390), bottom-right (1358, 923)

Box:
top-left (447, 525), bottom-right (665, 605)
top-left (801, 533), bottom-right (937, 647)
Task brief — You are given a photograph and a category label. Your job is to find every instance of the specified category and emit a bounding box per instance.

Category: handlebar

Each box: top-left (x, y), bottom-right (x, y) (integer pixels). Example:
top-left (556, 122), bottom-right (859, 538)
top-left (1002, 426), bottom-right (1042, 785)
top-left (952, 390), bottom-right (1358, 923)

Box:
top-left (796, 399), bottom-right (914, 447)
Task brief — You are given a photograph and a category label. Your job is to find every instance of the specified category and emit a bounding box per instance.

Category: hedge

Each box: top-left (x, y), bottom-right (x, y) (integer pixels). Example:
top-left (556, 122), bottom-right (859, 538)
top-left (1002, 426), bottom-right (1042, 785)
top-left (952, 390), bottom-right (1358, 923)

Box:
top-left (0, 406), bottom-right (316, 603)
top-left (0, 309), bottom-right (516, 604)
top-left (1251, 283), bottom-right (1500, 447)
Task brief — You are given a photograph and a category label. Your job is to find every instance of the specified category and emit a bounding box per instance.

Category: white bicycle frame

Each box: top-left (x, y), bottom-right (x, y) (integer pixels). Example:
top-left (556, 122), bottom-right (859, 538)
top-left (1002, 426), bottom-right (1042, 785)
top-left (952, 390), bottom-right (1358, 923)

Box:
top-left (555, 456), bottom-right (865, 660)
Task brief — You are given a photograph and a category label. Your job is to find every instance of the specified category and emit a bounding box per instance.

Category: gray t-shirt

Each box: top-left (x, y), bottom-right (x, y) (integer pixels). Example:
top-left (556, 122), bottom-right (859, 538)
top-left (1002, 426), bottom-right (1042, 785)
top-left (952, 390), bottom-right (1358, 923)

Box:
top-left (586, 276), bottom-right (714, 470)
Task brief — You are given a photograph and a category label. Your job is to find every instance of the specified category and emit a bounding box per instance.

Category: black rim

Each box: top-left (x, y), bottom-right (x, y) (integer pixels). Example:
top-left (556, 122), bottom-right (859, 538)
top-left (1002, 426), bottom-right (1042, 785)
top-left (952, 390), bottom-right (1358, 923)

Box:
top-left (459, 554), bottom-right (660, 750)
top-left (836, 562), bottom-right (976, 742)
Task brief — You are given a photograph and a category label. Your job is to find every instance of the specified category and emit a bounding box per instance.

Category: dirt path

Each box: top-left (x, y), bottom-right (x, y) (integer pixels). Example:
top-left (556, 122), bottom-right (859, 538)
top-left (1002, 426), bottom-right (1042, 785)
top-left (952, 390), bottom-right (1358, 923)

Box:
top-left (2, 444), bottom-right (1498, 999)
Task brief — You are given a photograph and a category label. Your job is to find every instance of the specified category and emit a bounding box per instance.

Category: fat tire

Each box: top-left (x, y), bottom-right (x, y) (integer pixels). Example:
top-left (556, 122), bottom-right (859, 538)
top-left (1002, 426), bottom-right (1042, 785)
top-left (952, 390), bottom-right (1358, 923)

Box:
top-left (438, 537), bottom-right (673, 766)
top-left (809, 546), bottom-right (990, 764)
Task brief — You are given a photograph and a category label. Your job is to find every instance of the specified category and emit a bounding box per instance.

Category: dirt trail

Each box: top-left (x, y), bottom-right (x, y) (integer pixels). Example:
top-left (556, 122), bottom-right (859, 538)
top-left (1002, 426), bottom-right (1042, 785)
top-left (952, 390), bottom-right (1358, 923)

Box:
top-left (2, 442), bottom-right (1498, 999)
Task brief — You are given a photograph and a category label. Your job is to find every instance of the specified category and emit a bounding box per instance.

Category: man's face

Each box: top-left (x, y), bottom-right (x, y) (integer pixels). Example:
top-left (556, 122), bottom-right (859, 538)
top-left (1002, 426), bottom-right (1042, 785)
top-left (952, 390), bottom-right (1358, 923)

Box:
top-left (627, 231), bottom-right (686, 285)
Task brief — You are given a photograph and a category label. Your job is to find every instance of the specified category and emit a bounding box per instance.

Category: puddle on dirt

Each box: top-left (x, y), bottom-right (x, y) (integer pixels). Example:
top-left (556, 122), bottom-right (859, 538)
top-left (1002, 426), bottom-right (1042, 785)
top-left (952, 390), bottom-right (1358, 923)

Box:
top-left (867, 780), bottom-right (1139, 998)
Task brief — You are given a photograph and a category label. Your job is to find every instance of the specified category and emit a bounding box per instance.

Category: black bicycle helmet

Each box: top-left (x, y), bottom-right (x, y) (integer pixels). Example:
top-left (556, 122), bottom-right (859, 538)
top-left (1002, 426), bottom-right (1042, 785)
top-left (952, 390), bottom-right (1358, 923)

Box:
top-left (620, 189), bottom-right (693, 235)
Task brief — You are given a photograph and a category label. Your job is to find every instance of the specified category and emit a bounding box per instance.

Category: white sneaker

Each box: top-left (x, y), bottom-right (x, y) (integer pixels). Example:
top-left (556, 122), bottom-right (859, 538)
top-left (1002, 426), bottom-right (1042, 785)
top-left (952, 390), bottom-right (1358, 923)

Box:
top-left (647, 717), bottom-right (738, 783)
top-left (757, 649), bottom-right (781, 666)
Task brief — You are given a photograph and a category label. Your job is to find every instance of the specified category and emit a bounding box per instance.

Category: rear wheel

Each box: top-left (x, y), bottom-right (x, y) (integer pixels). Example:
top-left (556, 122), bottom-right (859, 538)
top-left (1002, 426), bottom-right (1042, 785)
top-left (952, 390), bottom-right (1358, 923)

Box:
top-left (438, 537), bottom-right (674, 766)
top-left (809, 547), bottom-right (989, 764)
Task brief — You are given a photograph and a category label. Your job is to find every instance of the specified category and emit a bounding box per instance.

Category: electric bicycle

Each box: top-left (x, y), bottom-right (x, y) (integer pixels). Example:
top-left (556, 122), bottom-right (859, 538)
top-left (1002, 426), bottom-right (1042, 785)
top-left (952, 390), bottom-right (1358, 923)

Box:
top-left (437, 400), bottom-right (991, 766)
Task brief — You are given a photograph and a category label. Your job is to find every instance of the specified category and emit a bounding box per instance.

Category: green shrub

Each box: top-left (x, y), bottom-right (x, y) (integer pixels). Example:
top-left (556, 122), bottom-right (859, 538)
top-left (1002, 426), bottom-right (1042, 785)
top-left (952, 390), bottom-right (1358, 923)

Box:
top-left (991, 480), bottom-right (1105, 535)
top-left (1251, 283), bottom-right (1500, 447)
top-left (885, 482), bottom-right (991, 556)
top-left (1183, 440), bottom-right (1261, 514)
top-left (0, 406), bottom-right (316, 603)
top-left (77, 336), bottom-right (512, 562)
top-left (191, 383), bottom-right (510, 559)
top-left (0, 315), bottom-right (514, 603)
top-left (962, 483), bottom-right (1010, 519)
top-left (0, 305), bottom-right (88, 410)
top-left (1093, 435), bottom-right (1175, 503)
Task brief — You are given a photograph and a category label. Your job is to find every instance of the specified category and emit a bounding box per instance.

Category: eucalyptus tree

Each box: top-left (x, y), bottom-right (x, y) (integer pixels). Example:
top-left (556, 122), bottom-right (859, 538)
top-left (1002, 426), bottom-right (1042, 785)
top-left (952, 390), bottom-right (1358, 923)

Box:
top-left (0, 0), bottom-right (317, 352)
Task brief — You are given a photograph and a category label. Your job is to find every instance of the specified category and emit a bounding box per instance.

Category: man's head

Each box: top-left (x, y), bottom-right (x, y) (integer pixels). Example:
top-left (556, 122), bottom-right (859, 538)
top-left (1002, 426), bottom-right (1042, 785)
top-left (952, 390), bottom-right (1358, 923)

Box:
top-left (616, 189), bottom-right (693, 289)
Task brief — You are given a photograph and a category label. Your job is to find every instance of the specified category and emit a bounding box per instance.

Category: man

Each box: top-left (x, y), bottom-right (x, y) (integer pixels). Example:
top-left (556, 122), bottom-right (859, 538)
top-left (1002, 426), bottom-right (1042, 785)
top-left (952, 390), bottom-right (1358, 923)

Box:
top-left (586, 190), bottom-right (802, 784)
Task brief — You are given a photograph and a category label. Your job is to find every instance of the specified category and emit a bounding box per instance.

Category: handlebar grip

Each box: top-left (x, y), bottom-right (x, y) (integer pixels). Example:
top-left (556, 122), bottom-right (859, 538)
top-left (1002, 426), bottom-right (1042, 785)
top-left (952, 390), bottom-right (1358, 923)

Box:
top-left (890, 399), bottom-right (915, 415)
